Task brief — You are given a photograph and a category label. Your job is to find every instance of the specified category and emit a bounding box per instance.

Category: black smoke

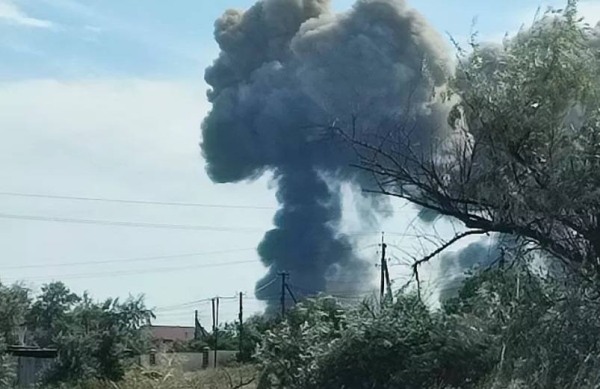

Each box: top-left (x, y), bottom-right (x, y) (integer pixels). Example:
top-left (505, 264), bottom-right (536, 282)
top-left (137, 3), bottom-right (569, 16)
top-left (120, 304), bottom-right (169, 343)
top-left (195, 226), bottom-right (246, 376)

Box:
top-left (201, 0), bottom-right (452, 310)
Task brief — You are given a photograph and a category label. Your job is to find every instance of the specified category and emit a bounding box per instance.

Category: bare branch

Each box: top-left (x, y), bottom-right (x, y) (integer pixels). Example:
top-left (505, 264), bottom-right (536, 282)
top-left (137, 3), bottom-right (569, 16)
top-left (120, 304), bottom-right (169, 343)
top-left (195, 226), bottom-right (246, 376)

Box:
top-left (412, 229), bottom-right (488, 269)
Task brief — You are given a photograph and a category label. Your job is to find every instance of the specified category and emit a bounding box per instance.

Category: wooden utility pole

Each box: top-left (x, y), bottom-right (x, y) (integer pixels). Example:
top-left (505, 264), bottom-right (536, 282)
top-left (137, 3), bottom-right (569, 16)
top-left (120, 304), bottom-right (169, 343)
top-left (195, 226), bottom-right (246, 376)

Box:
top-left (285, 283), bottom-right (298, 304)
top-left (380, 238), bottom-right (386, 304)
top-left (238, 292), bottom-right (243, 358)
top-left (279, 272), bottom-right (289, 316)
top-left (380, 233), bottom-right (393, 306)
top-left (194, 310), bottom-right (199, 340)
top-left (211, 297), bottom-right (219, 368)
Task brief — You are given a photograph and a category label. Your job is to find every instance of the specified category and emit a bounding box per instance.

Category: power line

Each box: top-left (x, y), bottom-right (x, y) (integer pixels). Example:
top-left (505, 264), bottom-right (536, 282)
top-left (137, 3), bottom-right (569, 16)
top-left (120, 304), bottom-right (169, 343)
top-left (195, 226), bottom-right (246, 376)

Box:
top-left (155, 297), bottom-right (258, 313)
top-left (241, 294), bottom-right (282, 301)
top-left (0, 212), bottom-right (267, 232)
top-left (255, 277), bottom-right (278, 293)
top-left (0, 191), bottom-right (276, 210)
top-left (154, 298), bottom-right (214, 312)
top-left (0, 213), bottom-right (417, 238)
top-left (0, 248), bottom-right (257, 270)
top-left (3, 259), bottom-right (259, 282)
top-left (1, 244), bottom-right (381, 272)
top-left (288, 283), bottom-right (375, 299)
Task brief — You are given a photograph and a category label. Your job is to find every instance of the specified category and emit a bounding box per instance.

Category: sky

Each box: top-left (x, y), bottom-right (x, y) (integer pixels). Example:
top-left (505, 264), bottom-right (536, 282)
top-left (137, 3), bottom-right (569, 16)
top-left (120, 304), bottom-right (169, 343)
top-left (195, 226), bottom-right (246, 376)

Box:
top-left (1, 0), bottom-right (599, 326)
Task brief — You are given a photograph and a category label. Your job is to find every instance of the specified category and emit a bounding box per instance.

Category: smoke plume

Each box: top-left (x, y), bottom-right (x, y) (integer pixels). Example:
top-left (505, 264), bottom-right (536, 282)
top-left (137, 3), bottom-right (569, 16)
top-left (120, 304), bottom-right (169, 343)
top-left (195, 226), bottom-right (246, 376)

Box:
top-left (201, 0), bottom-right (452, 309)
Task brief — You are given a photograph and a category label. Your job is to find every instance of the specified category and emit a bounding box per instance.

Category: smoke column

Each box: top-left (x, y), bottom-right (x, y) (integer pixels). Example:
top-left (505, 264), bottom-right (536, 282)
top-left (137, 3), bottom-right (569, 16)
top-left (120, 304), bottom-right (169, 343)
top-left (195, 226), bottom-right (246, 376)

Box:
top-left (201, 0), bottom-right (451, 310)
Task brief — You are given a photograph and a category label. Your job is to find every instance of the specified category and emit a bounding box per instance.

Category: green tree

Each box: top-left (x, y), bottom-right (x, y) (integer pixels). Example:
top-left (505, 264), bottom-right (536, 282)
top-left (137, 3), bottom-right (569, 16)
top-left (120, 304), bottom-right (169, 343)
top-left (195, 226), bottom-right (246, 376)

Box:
top-left (0, 282), bottom-right (30, 344)
top-left (27, 282), bottom-right (80, 348)
top-left (0, 282), bottom-right (30, 386)
top-left (43, 295), bottom-right (154, 384)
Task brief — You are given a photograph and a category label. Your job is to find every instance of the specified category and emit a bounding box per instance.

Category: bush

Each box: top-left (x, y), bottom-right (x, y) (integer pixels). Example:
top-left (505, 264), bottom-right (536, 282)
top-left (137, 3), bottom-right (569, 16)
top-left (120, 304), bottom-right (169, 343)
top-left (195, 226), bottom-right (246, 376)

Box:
top-left (255, 262), bottom-right (600, 389)
top-left (255, 293), bottom-right (498, 389)
top-left (0, 336), bottom-right (15, 387)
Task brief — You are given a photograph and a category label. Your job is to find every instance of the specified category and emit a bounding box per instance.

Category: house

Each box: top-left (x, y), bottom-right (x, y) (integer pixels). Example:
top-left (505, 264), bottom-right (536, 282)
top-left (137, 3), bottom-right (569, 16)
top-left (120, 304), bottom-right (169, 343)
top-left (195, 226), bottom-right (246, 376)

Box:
top-left (142, 324), bottom-right (236, 370)
top-left (146, 315), bottom-right (208, 346)
top-left (147, 325), bottom-right (196, 344)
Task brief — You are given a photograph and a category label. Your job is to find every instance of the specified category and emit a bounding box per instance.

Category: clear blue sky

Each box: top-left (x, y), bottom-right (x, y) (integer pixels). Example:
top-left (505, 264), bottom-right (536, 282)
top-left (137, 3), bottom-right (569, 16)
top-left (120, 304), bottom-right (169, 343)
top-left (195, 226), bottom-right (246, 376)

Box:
top-left (0, 0), bottom-right (596, 326)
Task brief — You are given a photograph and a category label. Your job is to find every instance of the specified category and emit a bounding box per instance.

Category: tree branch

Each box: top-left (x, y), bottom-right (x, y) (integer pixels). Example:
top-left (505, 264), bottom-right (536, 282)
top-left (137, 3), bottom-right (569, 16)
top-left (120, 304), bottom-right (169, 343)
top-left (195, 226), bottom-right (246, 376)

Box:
top-left (412, 229), bottom-right (488, 269)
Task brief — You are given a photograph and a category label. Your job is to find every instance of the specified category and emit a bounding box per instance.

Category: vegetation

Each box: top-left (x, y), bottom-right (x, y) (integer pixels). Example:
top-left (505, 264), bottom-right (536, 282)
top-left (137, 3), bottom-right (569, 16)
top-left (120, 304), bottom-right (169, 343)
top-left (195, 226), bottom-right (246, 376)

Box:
top-left (0, 281), bottom-right (153, 386)
top-left (43, 263), bottom-right (600, 388)
top-left (254, 262), bottom-right (600, 389)
top-left (49, 365), bottom-right (258, 389)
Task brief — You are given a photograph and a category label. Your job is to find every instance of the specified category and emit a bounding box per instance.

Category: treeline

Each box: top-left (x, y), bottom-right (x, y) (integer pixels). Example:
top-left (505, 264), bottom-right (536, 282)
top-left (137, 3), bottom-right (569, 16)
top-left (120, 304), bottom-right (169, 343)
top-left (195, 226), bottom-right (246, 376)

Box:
top-left (0, 282), bottom-right (152, 386)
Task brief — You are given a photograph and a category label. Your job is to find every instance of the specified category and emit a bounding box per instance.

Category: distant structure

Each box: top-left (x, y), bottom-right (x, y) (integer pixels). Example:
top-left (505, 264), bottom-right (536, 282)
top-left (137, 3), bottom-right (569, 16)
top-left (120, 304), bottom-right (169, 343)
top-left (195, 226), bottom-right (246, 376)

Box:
top-left (147, 325), bottom-right (196, 345)
top-left (141, 323), bottom-right (234, 371)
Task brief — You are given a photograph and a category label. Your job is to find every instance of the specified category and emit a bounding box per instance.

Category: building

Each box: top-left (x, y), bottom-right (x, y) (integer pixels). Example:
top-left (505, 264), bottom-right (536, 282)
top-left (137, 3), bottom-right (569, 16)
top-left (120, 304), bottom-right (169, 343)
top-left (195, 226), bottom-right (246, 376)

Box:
top-left (147, 325), bottom-right (196, 345)
top-left (142, 324), bottom-right (235, 370)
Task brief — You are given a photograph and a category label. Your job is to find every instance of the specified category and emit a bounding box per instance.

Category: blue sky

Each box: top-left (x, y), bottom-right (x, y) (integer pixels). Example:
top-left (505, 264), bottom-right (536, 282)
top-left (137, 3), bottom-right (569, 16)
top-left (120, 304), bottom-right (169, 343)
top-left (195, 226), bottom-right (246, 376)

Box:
top-left (3, 0), bottom-right (594, 81)
top-left (0, 0), bottom-right (598, 326)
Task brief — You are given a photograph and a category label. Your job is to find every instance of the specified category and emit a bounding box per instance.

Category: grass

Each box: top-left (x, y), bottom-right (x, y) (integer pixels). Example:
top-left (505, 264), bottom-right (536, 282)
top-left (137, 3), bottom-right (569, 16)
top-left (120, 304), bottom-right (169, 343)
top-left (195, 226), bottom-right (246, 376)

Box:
top-left (51, 365), bottom-right (258, 389)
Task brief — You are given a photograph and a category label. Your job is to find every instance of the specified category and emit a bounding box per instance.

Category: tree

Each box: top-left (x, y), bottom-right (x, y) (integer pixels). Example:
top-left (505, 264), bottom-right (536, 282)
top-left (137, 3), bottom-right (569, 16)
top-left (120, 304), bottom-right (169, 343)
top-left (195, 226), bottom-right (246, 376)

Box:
top-left (43, 295), bottom-right (154, 384)
top-left (27, 282), bottom-right (80, 348)
top-left (238, 314), bottom-right (278, 362)
top-left (346, 2), bottom-right (600, 281)
top-left (0, 282), bottom-right (30, 345)
top-left (0, 282), bottom-right (30, 386)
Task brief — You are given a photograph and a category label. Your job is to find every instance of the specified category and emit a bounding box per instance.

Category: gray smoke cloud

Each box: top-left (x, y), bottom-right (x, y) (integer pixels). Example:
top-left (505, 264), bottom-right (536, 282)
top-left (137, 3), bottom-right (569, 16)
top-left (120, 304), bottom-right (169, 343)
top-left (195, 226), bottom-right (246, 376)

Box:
top-left (201, 0), bottom-right (452, 310)
top-left (437, 238), bottom-right (503, 301)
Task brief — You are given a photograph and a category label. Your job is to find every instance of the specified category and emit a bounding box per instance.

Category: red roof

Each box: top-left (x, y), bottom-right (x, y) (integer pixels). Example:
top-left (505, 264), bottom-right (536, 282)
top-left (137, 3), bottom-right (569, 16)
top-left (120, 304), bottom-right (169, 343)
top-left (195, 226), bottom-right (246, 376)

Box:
top-left (148, 325), bottom-right (195, 342)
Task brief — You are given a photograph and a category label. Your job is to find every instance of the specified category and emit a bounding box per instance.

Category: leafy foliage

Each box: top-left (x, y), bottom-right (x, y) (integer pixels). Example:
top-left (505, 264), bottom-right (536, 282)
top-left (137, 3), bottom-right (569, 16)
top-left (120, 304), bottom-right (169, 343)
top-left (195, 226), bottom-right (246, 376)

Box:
top-left (0, 282), bottom-right (31, 343)
top-left (0, 280), bottom-right (153, 386)
top-left (256, 297), bottom-right (346, 389)
top-left (0, 282), bottom-right (30, 384)
top-left (27, 282), bottom-right (81, 348)
top-left (256, 262), bottom-right (600, 389)
top-left (0, 335), bottom-right (16, 387)
top-left (42, 292), bottom-right (154, 384)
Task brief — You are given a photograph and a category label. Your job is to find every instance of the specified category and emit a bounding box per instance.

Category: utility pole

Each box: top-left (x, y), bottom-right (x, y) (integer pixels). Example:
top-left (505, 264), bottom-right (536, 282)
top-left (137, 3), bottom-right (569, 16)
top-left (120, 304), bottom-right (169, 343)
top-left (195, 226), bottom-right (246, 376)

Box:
top-left (285, 283), bottom-right (298, 304)
top-left (380, 233), bottom-right (393, 306)
top-left (211, 297), bottom-right (219, 368)
top-left (279, 271), bottom-right (289, 316)
top-left (380, 237), bottom-right (385, 304)
top-left (194, 310), bottom-right (199, 340)
top-left (238, 292), bottom-right (243, 359)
